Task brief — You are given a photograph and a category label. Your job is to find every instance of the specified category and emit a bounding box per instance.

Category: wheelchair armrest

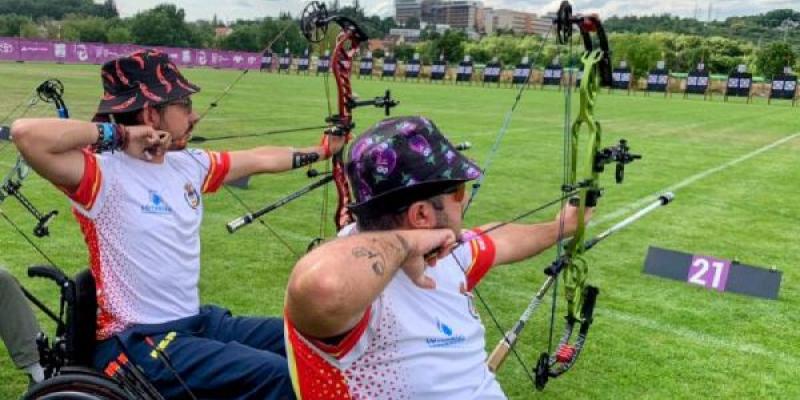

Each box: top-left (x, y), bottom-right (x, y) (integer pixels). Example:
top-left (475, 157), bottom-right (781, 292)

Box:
top-left (28, 265), bottom-right (70, 287)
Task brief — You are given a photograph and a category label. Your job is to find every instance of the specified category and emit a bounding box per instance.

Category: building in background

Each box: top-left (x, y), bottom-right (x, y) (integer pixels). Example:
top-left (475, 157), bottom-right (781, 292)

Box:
top-left (420, 0), bottom-right (484, 34)
top-left (396, 0), bottom-right (550, 37)
top-left (483, 8), bottom-right (537, 35)
top-left (395, 0), bottom-right (422, 26)
top-left (531, 12), bottom-right (556, 36)
top-left (389, 28), bottom-right (422, 43)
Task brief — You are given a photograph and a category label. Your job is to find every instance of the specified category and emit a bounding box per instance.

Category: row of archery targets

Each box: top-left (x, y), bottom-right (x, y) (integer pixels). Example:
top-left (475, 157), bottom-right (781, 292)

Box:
top-left (261, 49), bottom-right (798, 106)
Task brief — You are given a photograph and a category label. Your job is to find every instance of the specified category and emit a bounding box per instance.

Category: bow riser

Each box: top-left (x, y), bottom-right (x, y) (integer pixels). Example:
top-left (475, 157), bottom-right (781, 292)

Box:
top-left (329, 27), bottom-right (359, 231)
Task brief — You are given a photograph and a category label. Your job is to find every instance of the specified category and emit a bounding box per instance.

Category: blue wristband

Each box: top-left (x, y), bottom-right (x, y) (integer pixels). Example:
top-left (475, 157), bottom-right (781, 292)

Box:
top-left (101, 123), bottom-right (115, 144)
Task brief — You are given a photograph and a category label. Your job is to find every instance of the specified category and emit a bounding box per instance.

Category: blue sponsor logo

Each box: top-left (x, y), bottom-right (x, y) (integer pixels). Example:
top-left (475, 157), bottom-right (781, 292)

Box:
top-left (426, 319), bottom-right (466, 348)
top-left (141, 191), bottom-right (173, 214)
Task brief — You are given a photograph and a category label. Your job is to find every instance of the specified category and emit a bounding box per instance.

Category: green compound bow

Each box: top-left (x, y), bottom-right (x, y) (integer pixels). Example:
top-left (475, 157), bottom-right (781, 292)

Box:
top-left (449, 1), bottom-right (673, 392)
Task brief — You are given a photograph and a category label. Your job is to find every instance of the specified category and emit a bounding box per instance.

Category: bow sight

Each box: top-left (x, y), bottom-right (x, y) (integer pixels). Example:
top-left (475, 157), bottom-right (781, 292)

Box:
top-left (596, 139), bottom-right (641, 184)
top-left (325, 89), bottom-right (399, 136)
top-left (347, 89), bottom-right (398, 117)
top-left (561, 139), bottom-right (641, 207)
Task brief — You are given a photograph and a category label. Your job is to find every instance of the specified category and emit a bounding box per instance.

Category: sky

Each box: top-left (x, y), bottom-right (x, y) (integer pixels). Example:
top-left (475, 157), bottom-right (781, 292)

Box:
top-left (110, 0), bottom-right (798, 22)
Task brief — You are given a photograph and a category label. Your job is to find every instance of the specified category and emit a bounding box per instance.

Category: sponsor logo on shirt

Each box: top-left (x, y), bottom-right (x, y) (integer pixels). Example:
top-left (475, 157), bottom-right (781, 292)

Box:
top-left (183, 183), bottom-right (200, 209)
top-left (141, 191), bottom-right (173, 214)
top-left (426, 319), bottom-right (466, 348)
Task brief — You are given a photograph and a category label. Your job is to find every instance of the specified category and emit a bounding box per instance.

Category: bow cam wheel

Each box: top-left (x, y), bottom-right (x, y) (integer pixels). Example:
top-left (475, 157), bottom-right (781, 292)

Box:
top-left (301, 1), bottom-right (329, 43)
top-left (36, 79), bottom-right (65, 103)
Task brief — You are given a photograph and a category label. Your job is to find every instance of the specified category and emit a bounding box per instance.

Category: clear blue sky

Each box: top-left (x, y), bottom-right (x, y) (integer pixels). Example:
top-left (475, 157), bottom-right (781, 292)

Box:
top-left (111, 0), bottom-right (797, 23)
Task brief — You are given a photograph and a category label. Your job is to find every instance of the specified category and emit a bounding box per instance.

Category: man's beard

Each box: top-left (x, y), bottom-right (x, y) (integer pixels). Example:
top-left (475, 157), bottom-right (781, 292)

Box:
top-left (171, 137), bottom-right (188, 151)
top-left (433, 209), bottom-right (451, 230)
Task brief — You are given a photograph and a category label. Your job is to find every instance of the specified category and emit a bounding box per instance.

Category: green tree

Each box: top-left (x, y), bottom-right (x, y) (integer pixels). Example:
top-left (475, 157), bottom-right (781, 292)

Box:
top-left (426, 30), bottom-right (467, 64)
top-left (393, 43), bottom-right (416, 60)
top-left (0, 0), bottom-right (117, 20)
top-left (19, 21), bottom-right (40, 38)
top-left (755, 42), bottom-right (796, 77)
top-left (61, 14), bottom-right (108, 42)
top-left (257, 18), bottom-right (304, 53)
top-left (0, 14), bottom-right (34, 37)
top-left (220, 23), bottom-right (261, 51)
top-left (106, 24), bottom-right (132, 43)
top-left (128, 4), bottom-right (194, 47)
top-left (464, 34), bottom-right (544, 66)
top-left (187, 20), bottom-right (215, 48)
top-left (609, 33), bottom-right (663, 78)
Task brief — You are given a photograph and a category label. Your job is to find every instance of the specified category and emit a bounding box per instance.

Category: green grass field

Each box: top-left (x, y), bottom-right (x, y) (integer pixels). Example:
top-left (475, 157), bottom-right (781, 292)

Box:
top-left (1, 62), bottom-right (798, 399)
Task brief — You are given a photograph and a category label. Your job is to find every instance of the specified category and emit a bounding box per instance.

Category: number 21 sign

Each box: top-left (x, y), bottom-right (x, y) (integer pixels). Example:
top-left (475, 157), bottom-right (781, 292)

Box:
top-left (687, 255), bottom-right (731, 291)
top-left (643, 246), bottom-right (781, 300)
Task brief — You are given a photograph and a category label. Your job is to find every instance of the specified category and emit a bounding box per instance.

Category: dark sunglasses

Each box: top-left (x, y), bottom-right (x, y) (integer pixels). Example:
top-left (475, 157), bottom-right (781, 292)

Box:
top-left (441, 182), bottom-right (467, 202)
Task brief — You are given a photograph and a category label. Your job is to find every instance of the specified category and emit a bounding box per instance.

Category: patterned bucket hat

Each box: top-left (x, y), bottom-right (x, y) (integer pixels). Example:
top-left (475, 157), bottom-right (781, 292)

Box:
top-left (346, 116), bottom-right (482, 216)
top-left (93, 49), bottom-right (199, 121)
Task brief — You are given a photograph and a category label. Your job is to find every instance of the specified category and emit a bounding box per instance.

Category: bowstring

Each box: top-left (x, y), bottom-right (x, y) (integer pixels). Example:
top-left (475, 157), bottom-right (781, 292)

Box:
top-left (449, 243), bottom-right (539, 389)
top-left (179, 23), bottom-right (306, 258)
top-left (0, 92), bottom-right (40, 155)
top-left (0, 90), bottom-right (63, 271)
top-left (461, 27), bottom-right (553, 218)
top-left (549, 29), bottom-right (576, 358)
top-left (318, 30), bottom-right (335, 241)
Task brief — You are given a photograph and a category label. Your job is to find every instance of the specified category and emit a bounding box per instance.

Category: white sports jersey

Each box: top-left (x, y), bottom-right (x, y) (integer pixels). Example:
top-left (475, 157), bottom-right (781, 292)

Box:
top-left (286, 226), bottom-right (506, 399)
top-left (67, 149), bottom-right (230, 339)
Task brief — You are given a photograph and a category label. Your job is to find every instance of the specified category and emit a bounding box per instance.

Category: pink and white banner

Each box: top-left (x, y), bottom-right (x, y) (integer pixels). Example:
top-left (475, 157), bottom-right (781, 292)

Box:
top-left (0, 37), bottom-right (261, 70)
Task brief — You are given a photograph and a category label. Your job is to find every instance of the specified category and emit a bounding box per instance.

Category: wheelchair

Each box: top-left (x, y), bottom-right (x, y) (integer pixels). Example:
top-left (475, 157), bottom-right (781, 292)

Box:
top-left (20, 265), bottom-right (164, 400)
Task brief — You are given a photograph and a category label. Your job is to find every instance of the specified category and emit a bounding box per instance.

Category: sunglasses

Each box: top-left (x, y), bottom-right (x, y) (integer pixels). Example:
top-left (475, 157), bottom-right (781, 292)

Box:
top-left (441, 182), bottom-right (467, 202)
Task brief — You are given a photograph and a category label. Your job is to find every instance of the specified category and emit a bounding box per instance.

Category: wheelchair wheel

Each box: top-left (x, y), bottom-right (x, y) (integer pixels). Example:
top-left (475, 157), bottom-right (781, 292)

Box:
top-left (23, 369), bottom-right (134, 400)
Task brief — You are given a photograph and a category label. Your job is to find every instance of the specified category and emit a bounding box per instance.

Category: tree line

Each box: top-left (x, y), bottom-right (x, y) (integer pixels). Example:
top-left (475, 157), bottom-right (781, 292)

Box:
top-left (0, 0), bottom-right (796, 78)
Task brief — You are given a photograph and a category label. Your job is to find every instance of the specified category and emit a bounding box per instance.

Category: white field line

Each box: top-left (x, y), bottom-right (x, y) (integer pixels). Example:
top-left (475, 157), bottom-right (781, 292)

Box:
top-left (595, 132), bottom-right (800, 225)
top-left (604, 309), bottom-right (800, 364)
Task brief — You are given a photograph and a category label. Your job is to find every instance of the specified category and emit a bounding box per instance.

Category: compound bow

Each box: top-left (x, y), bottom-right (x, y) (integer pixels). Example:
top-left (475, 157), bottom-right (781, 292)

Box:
top-left (225, 1), bottom-right (398, 249)
top-left (0, 79), bottom-right (67, 238)
top-left (448, 1), bottom-right (670, 392)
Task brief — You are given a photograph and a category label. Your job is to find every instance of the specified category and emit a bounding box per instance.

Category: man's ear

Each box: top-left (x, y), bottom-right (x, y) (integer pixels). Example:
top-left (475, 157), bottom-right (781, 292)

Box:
top-left (406, 201), bottom-right (436, 229)
top-left (139, 105), bottom-right (159, 126)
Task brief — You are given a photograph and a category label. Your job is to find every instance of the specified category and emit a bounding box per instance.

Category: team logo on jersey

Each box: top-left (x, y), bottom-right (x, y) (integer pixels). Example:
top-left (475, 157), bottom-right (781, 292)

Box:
top-left (426, 319), bottom-right (466, 348)
top-left (141, 191), bottom-right (173, 214)
top-left (183, 183), bottom-right (200, 209)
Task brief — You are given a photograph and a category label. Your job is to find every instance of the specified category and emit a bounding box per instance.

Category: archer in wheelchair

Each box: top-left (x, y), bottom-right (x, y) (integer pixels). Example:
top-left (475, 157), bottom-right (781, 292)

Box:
top-left (7, 48), bottom-right (346, 399)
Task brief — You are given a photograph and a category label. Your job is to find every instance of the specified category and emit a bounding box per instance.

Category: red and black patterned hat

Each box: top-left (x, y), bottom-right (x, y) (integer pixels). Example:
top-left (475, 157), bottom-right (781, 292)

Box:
top-left (93, 49), bottom-right (200, 120)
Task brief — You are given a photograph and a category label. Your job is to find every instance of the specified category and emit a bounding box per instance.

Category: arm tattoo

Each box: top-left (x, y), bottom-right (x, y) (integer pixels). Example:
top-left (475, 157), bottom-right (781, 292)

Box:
top-left (393, 233), bottom-right (410, 254)
top-left (351, 235), bottom-right (412, 277)
top-left (352, 246), bottom-right (386, 276)
top-left (292, 151), bottom-right (320, 169)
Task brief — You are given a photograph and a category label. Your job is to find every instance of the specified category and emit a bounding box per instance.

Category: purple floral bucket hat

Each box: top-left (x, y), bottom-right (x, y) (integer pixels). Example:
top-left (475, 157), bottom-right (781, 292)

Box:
top-left (346, 116), bottom-right (482, 216)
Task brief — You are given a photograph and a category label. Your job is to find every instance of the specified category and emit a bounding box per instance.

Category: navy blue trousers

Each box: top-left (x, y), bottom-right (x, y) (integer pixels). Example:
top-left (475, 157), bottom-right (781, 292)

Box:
top-left (94, 305), bottom-right (294, 400)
